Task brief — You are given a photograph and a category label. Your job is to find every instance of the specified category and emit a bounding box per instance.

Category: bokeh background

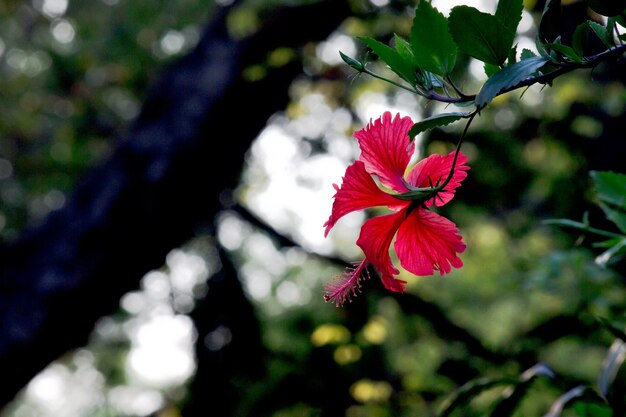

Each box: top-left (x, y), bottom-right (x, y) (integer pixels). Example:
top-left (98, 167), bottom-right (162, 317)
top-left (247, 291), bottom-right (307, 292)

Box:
top-left (0, 0), bottom-right (625, 416)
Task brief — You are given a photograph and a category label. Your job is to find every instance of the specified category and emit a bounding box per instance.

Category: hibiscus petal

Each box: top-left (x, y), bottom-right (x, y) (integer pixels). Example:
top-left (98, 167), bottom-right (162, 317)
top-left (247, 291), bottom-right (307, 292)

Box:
top-left (356, 211), bottom-right (407, 292)
top-left (405, 151), bottom-right (469, 207)
top-left (324, 161), bottom-right (408, 237)
top-left (394, 209), bottom-right (466, 276)
top-left (354, 111), bottom-right (414, 193)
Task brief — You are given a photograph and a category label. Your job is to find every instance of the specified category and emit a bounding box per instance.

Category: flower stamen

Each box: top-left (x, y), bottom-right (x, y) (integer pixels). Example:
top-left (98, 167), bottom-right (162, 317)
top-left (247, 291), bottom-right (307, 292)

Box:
top-left (323, 259), bottom-right (370, 307)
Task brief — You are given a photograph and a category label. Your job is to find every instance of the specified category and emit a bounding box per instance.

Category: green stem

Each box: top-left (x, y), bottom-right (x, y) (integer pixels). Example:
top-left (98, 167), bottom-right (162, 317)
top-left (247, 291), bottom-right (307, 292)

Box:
top-left (360, 67), bottom-right (423, 95)
top-left (425, 91), bottom-right (467, 103)
top-left (445, 76), bottom-right (470, 99)
top-left (359, 67), bottom-right (473, 103)
top-left (395, 111), bottom-right (477, 202)
top-left (438, 112), bottom-right (476, 190)
top-left (542, 219), bottom-right (625, 239)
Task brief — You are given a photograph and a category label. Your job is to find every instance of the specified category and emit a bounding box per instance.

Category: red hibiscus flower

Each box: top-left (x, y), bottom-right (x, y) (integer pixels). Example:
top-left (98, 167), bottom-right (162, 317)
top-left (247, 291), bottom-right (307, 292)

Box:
top-left (323, 111), bottom-right (469, 306)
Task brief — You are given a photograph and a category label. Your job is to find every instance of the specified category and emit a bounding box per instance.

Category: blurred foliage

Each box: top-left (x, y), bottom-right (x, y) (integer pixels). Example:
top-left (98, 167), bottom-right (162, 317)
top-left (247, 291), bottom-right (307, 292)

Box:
top-left (0, 0), bottom-right (212, 240)
top-left (2, 0), bottom-right (626, 417)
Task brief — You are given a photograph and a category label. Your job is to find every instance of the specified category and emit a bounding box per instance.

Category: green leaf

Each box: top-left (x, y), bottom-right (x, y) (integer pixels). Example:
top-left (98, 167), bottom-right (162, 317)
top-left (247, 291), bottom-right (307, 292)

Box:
top-left (536, 39), bottom-right (554, 60)
top-left (438, 377), bottom-right (517, 417)
top-left (598, 339), bottom-right (626, 396)
top-left (539, 0), bottom-right (562, 43)
top-left (449, 6), bottom-right (516, 66)
top-left (489, 364), bottom-right (554, 417)
top-left (545, 383), bottom-right (611, 417)
top-left (358, 36), bottom-right (417, 85)
top-left (521, 48), bottom-right (537, 59)
top-left (393, 34), bottom-right (415, 64)
top-left (588, 21), bottom-right (615, 48)
top-left (416, 71), bottom-right (444, 91)
top-left (410, 1), bottom-right (457, 76)
top-left (545, 386), bottom-right (587, 417)
top-left (339, 51), bottom-right (365, 71)
top-left (508, 44), bottom-right (518, 65)
top-left (495, 0), bottom-right (524, 33)
top-left (589, 0), bottom-right (626, 17)
top-left (520, 363), bottom-right (556, 380)
top-left (591, 171), bottom-right (626, 210)
top-left (572, 21), bottom-right (614, 56)
top-left (484, 62), bottom-right (500, 77)
top-left (599, 202), bottom-right (626, 233)
top-left (595, 237), bottom-right (626, 267)
top-left (572, 22), bottom-right (591, 57)
top-left (548, 39), bottom-right (584, 62)
top-left (393, 34), bottom-right (443, 90)
top-left (408, 112), bottom-right (471, 139)
top-left (476, 56), bottom-right (548, 108)
top-left (438, 365), bottom-right (555, 417)
top-left (573, 402), bottom-right (613, 417)
top-left (593, 237), bottom-right (624, 248)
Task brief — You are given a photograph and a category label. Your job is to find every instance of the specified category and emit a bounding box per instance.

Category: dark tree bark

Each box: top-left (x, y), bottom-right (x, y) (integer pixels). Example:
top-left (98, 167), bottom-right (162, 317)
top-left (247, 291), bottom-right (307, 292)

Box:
top-left (181, 248), bottom-right (267, 417)
top-left (0, 1), bottom-right (351, 409)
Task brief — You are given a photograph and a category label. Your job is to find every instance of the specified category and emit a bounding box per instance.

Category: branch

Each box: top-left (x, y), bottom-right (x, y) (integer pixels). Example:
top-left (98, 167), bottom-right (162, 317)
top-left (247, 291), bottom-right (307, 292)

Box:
top-left (228, 202), bottom-right (352, 268)
top-left (448, 43), bottom-right (626, 105)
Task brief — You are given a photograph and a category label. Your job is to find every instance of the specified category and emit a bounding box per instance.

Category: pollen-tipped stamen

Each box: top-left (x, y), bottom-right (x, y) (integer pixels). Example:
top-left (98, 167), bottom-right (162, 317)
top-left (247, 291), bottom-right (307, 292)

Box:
top-left (323, 259), bottom-right (370, 307)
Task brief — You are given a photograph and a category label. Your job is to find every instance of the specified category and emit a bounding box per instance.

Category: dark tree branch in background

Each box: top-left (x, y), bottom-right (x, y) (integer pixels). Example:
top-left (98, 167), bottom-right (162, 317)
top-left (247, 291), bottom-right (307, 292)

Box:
top-left (182, 247), bottom-right (267, 417)
top-left (0, 0), bottom-right (351, 408)
top-left (229, 201), bottom-right (352, 268)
